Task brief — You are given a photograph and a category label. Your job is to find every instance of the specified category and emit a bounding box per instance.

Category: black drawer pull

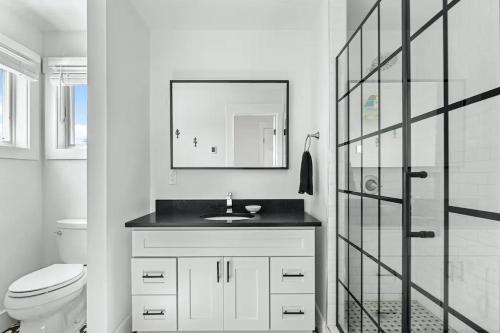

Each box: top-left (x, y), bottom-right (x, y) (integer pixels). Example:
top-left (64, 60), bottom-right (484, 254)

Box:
top-left (282, 273), bottom-right (305, 278)
top-left (142, 273), bottom-right (164, 279)
top-left (409, 231), bottom-right (435, 238)
top-left (217, 261), bottom-right (220, 283)
top-left (283, 310), bottom-right (305, 315)
top-left (143, 309), bottom-right (165, 316)
top-left (408, 171), bottom-right (428, 178)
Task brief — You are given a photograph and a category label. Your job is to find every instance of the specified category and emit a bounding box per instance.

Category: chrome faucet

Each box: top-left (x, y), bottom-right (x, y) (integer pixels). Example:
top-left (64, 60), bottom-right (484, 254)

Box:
top-left (226, 192), bottom-right (233, 213)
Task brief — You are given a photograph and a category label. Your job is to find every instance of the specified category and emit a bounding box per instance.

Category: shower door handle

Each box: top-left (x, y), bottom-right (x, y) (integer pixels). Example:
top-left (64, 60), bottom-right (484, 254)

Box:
top-left (408, 231), bottom-right (435, 238)
top-left (407, 171), bottom-right (428, 178)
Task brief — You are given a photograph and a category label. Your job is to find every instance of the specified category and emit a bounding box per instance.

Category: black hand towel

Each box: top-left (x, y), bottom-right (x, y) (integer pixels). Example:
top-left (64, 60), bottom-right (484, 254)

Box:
top-left (298, 151), bottom-right (313, 195)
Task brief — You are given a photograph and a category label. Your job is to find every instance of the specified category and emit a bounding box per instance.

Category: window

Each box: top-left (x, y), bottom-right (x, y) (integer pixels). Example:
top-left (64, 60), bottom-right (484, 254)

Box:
top-left (0, 66), bottom-right (31, 148)
top-left (57, 83), bottom-right (87, 148)
top-left (0, 32), bottom-right (41, 159)
top-left (44, 57), bottom-right (87, 159)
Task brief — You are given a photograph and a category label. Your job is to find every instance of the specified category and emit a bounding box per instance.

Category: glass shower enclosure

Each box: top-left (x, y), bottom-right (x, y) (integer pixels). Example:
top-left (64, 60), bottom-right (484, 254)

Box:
top-left (335, 0), bottom-right (500, 331)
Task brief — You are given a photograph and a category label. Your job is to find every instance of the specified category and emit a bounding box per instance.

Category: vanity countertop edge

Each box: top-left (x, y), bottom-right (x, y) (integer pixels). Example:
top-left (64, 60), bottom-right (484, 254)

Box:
top-left (124, 199), bottom-right (322, 228)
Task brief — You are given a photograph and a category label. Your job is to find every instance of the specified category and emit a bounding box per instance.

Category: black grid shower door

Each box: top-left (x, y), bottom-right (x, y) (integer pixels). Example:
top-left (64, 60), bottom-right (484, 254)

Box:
top-left (336, 0), bottom-right (500, 332)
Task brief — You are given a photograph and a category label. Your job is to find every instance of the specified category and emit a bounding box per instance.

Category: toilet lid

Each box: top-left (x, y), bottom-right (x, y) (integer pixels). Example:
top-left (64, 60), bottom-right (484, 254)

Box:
top-left (9, 264), bottom-right (84, 295)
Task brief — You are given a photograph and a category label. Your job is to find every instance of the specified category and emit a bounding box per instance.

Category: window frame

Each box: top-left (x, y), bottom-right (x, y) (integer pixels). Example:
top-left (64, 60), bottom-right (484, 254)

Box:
top-left (44, 57), bottom-right (87, 160)
top-left (0, 33), bottom-right (40, 160)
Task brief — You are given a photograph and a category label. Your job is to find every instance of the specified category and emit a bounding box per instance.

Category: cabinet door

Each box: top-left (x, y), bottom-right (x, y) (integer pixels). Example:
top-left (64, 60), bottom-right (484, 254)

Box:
top-left (178, 257), bottom-right (223, 331)
top-left (224, 257), bottom-right (270, 331)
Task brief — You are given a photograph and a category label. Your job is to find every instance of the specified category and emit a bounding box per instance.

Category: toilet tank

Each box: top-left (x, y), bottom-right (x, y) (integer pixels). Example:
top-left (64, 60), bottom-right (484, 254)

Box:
top-left (56, 219), bottom-right (87, 264)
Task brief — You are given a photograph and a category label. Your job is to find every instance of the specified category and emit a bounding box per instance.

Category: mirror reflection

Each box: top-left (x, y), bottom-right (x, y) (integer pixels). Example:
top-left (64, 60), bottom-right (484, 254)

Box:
top-left (171, 81), bottom-right (288, 168)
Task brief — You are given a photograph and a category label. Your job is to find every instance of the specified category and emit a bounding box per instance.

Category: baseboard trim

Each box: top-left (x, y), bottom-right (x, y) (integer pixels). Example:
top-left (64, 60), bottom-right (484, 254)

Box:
top-left (113, 313), bottom-right (131, 333)
top-left (0, 310), bottom-right (16, 332)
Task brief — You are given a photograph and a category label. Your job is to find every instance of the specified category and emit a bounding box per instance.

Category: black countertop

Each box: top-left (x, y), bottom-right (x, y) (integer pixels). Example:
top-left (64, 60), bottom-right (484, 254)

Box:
top-left (125, 199), bottom-right (322, 228)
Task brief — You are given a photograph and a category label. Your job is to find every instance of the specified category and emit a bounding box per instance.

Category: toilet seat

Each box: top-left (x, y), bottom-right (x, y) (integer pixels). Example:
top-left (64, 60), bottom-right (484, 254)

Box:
top-left (5, 265), bottom-right (87, 311)
top-left (8, 264), bottom-right (85, 298)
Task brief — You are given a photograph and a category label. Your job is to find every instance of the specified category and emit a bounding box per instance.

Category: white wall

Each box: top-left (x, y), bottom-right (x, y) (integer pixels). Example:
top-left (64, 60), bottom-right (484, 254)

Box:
top-left (41, 161), bottom-right (87, 265)
top-left (88, 0), bottom-right (150, 332)
top-left (327, 0), bottom-right (347, 331)
top-left (305, 0), bottom-right (330, 330)
top-left (0, 3), bottom-right (43, 319)
top-left (41, 31), bottom-right (87, 266)
top-left (150, 29), bottom-right (318, 202)
top-left (149, 8), bottom-right (332, 332)
top-left (43, 31), bottom-right (87, 58)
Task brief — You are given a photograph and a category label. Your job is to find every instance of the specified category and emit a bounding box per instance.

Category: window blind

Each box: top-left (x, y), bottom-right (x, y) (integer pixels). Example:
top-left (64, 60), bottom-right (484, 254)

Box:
top-left (43, 57), bottom-right (87, 85)
top-left (0, 33), bottom-right (41, 81)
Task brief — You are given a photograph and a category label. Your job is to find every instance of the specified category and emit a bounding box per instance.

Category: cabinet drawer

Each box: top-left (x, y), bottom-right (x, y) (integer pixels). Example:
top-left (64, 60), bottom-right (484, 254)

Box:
top-left (270, 294), bottom-right (315, 331)
top-left (271, 257), bottom-right (315, 294)
top-left (131, 258), bottom-right (176, 295)
top-left (132, 295), bottom-right (177, 332)
top-left (132, 229), bottom-right (315, 257)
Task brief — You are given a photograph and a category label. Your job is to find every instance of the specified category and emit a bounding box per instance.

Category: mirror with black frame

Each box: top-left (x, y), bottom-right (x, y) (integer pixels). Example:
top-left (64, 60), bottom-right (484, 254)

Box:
top-left (170, 80), bottom-right (289, 169)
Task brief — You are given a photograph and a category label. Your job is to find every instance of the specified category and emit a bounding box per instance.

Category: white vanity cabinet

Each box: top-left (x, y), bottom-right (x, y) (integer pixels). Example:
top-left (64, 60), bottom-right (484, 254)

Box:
top-left (178, 257), bottom-right (224, 331)
top-left (130, 228), bottom-right (316, 333)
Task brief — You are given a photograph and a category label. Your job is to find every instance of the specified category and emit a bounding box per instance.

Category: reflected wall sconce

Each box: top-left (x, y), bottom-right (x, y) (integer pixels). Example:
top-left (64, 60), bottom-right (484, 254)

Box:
top-left (193, 137), bottom-right (198, 147)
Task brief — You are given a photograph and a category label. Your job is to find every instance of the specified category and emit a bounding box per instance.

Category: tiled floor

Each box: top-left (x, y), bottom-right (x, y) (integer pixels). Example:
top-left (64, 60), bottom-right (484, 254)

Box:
top-left (346, 300), bottom-right (456, 333)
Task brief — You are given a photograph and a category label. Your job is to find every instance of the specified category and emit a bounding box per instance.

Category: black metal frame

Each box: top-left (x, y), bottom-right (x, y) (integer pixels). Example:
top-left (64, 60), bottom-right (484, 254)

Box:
top-left (169, 80), bottom-right (290, 169)
top-left (335, 0), bottom-right (499, 332)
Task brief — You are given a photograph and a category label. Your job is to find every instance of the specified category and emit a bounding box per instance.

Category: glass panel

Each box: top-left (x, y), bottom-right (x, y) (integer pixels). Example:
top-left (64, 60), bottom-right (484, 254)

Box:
top-left (380, 267), bottom-right (402, 333)
top-left (380, 128), bottom-right (402, 199)
top-left (410, 0), bottom-right (442, 34)
top-left (363, 197), bottom-right (378, 258)
top-left (449, 314), bottom-right (479, 333)
top-left (73, 84), bottom-right (88, 146)
top-left (338, 192), bottom-right (348, 238)
top-left (362, 72), bottom-right (379, 136)
top-left (449, 213), bottom-right (500, 332)
top-left (339, 97), bottom-right (348, 144)
top-left (349, 195), bottom-right (362, 248)
top-left (338, 48), bottom-right (349, 98)
top-left (380, 0), bottom-right (402, 56)
top-left (363, 9), bottom-right (379, 78)
top-left (349, 246), bottom-right (362, 301)
top-left (349, 32), bottom-right (362, 89)
top-left (410, 19), bottom-right (444, 118)
top-left (339, 237), bottom-right (349, 285)
top-left (349, 143), bottom-right (362, 192)
top-left (362, 136), bottom-right (378, 195)
top-left (380, 201), bottom-right (402, 274)
top-left (448, 0), bottom-right (500, 103)
top-left (339, 145), bottom-right (348, 191)
top-left (363, 255), bottom-right (379, 320)
top-left (411, 115), bottom-right (444, 299)
top-left (350, 86), bottom-right (362, 140)
top-left (449, 96), bottom-right (500, 214)
top-left (348, 296), bottom-right (362, 333)
top-left (411, 288), bottom-right (445, 332)
top-left (338, 283), bottom-right (349, 332)
top-left (380, 52), bottom-right (402, 129)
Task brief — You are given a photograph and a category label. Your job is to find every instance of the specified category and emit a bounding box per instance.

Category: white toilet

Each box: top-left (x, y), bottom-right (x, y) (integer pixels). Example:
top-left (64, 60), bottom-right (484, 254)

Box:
top-left (4, 219), bottom-right (87, 333)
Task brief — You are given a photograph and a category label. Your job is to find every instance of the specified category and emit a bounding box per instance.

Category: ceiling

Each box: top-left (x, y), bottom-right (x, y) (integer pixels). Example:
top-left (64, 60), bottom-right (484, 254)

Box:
top-left (130, 0), bottom-right (322, 30)
top-left (0, 0), bottom-right (86, 32)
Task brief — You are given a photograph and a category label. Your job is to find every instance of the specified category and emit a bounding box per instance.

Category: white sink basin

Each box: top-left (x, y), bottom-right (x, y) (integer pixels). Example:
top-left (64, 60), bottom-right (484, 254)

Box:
top-left (201, 213), bottom-right (254, 221)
